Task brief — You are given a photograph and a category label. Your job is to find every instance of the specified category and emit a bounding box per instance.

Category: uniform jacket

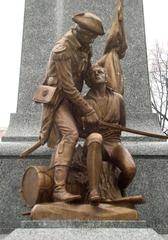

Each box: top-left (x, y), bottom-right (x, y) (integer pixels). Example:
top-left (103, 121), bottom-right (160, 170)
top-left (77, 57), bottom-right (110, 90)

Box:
top-left (39, 29), bottom-right (95, 145)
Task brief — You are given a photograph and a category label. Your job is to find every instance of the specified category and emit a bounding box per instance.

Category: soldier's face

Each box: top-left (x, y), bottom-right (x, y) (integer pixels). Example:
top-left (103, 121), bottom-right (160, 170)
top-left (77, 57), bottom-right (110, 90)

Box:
top-left (92, 67), bottom-right (106, 85)
top-left (77, 28), bottom-right (98, 45)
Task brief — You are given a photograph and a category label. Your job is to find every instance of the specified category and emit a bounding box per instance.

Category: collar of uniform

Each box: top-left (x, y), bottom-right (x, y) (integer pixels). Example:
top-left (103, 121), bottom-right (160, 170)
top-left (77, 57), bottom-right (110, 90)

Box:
top-left (64, 30), bottom-right (82, 50)
top-left (65, 29), bottom-right (90, 52)
top-left (86, 88), bottom-right (110, 101)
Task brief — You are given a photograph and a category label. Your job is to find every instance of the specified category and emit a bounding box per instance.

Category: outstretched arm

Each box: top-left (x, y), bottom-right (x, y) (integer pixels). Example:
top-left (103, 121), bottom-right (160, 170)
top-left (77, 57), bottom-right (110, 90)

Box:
top-left (103, 0), bottom-right (127, 57)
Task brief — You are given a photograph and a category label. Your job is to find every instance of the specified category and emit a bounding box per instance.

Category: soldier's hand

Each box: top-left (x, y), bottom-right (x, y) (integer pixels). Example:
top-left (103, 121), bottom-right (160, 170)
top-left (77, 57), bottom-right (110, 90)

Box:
top-left (39, 133), bottom-right (46, 145)
top-left (83, 112), bottom-right (99, 125)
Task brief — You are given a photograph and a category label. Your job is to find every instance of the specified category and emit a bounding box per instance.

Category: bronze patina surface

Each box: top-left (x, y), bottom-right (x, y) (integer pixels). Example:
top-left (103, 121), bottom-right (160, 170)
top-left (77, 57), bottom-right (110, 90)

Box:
top-left (20, 0), bottom-right (152, 220)
top-left (31, 202), bottom-right (139, 221)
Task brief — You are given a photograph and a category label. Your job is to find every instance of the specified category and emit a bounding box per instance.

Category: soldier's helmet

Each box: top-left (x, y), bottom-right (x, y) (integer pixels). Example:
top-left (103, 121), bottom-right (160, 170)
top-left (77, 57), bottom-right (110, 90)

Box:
top-left (72, 12), bottom-right (105, 36)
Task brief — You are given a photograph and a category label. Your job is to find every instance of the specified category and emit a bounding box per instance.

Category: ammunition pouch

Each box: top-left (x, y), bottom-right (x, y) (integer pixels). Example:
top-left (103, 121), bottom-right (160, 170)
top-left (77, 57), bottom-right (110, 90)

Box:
top-left (33, 85), bottom-right (58, 105)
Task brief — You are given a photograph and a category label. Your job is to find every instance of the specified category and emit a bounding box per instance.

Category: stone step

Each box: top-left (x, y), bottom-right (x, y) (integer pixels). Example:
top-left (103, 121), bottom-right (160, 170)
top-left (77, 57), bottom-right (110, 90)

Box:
top-left (4, 228), bottom-right (165, 240)
top-left (21, 220), bottom-right (147, 229)
top-left (0, 235), bottom-right (8, 240)
top-left (162, 235), bottom-right (168, 240)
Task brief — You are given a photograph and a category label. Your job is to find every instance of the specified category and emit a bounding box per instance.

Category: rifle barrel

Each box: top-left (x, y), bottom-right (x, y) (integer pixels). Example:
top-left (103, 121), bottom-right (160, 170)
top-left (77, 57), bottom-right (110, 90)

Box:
top-left (99, 121), bottom-right (168, 140)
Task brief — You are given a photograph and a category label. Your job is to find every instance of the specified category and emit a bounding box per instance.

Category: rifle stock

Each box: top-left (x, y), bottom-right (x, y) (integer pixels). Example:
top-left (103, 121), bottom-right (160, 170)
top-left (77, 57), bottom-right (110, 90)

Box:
top-left (20, 140), bottom-right (42, 158)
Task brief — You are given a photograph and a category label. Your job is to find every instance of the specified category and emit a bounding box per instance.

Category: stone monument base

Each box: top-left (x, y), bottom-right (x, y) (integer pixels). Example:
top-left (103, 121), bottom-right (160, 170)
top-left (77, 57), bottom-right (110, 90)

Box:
top-left (31, 202), bottom-right (138, 220)
top-left (0, 141), bottom-right (168, 233)
top-left (3, 228), bottom-right (164, 240)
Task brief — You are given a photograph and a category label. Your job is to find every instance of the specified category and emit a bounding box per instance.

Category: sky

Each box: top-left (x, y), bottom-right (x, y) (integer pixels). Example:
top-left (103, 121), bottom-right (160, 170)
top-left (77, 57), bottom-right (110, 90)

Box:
top-left (143, 0), bottom-right (168, 48)
top-left (0, 0), bottom-right (168, 128)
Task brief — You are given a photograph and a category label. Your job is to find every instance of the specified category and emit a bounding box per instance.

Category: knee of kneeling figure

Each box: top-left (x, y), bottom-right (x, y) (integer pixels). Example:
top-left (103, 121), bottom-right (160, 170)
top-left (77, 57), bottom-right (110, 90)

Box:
top-left (86, 133), bottom-right (103, 147)
top-left (125, 164), bottom-right (136, 179)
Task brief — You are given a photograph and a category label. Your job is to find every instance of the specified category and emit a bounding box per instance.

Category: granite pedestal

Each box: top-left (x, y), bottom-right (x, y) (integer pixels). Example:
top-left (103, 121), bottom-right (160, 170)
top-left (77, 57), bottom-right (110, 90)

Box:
top-left (3, 228), bottom-right (165, 240)
top-left (0, 142), bottom-right (168, 234)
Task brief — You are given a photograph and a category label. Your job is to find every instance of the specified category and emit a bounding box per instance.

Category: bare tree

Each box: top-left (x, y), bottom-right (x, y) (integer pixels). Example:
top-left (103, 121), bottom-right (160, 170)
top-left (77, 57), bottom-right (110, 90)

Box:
top-left (148, 42), bottom-right (168, 134)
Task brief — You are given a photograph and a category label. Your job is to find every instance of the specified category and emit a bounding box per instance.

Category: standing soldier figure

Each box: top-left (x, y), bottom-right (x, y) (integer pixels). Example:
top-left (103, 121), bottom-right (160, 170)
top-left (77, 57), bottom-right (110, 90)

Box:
top-left (38, 13), bottom-right (104, 202)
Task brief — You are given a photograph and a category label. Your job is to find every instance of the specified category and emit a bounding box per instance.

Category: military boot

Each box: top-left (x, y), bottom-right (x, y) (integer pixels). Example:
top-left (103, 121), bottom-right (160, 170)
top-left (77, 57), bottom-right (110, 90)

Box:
top-left (86, 136), bottom-right (102, 205)
top-left (52, 141), bottom-right (81, 202)
top-left (53, 165), bottom-right (81, 202)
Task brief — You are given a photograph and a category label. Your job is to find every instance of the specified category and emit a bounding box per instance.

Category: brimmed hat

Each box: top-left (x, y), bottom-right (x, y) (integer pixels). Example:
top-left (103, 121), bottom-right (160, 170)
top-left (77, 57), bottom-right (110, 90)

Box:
top-left (72, 12), bottom-right (105, 35)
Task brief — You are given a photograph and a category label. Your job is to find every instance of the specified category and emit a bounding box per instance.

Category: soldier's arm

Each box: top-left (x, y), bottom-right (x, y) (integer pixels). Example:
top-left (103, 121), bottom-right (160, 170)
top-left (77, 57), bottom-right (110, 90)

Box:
top-left (103, 0), bottom-right (127, 58)
top-left (81, 97), bottom-right (99, 133)
top-left (53, 50), bottom-right (96, 117)
top-left (116, 0), bottom-right (128, 58)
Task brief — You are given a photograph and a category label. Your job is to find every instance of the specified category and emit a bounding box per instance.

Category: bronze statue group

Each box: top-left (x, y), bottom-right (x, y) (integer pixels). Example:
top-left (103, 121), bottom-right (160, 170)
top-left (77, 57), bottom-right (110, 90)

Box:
top-left (35, 2), bottom-right (136, 205)
top-left (22, 1), bottom-right (164, 209)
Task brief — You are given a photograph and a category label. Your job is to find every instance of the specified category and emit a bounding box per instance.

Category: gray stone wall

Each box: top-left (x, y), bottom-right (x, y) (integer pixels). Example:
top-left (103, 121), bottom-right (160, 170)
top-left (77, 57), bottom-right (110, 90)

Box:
top-left (0, 142), bottom-right (168, 234)
top-left (3, 0), bottom-right (162, 141)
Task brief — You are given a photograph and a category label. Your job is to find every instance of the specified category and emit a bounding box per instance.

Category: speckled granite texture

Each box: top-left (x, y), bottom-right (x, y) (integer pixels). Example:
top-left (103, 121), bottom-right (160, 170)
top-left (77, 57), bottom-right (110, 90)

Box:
top-left (0, 142), bottom-right (168, 234)
top-left (0, 235), bottom-right (7, 240)
top-left (21, 220), bottom-right (147, 229)
top-left (4, 228), bottom-right (165, 240)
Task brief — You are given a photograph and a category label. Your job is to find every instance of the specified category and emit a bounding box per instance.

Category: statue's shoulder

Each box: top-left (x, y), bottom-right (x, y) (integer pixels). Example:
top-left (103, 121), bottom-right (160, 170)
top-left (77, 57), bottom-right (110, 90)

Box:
top-left (52, 30), bottom-right (72, 52)
top-left (53, 44), bottom-right (66, 53)
top-left (51, 40), bottom-right (70, 61)
top-left (113, 90), bottom-right (124, 100)
top-left (107, 87), bottom-right (124, 101)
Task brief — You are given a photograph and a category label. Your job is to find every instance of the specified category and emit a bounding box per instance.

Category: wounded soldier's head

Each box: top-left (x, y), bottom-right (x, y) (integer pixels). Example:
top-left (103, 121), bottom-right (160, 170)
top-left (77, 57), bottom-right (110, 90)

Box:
top-left (90, 65), bottom-right (107, 87)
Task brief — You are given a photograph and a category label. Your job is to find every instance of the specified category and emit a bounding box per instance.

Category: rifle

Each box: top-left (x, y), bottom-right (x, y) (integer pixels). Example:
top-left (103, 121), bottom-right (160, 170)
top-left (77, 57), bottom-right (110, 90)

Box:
top-left (21, 121), bottom-right (167, 158)
top-left (99, 120), bottom-right (168, 140)
top-left (20, 89), bottom-right (64, 158)
top-left (20, 140), bottom-right (42, 158)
